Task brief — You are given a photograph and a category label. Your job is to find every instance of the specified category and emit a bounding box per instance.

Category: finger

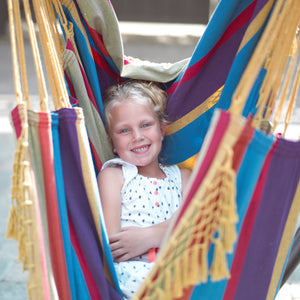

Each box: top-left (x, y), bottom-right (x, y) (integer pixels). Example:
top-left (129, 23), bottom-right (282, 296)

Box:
top-left (109, 233), bottom-right (121, 243)
top-left (114, 252), bottom-right (130, 263)
top-left (111, 248), bottom-right (128, 260)
top-left (110, 240), bottom-right (122, 251)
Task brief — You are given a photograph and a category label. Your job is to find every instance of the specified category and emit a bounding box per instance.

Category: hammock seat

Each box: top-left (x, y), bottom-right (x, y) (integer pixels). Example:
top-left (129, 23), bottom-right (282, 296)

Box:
top-left (6, 0), bottom-right (300, 299)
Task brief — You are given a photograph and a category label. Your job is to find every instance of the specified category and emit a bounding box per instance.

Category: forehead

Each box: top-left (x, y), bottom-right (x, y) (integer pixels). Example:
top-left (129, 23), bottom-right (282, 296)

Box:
top-left (110, 100), bottom-right (156, 123)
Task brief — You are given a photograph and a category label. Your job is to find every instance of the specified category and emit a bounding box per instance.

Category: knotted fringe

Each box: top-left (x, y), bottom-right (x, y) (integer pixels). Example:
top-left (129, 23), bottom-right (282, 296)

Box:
top-left (173, 258), bottom-right (184, 298)
top-left (6, 104), bottom-right (46, 299)
top-left (210, 238), bottom-right (230, 281)
top-left (134, 147), bottom-right (237, 299)
top-left (6, 111), bottom-right (28, 266)
top-left (210, 148), bottom-right (236, 280)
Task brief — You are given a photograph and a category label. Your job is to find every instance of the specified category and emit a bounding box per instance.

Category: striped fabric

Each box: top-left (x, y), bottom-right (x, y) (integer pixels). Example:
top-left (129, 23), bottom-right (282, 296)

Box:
top-left (8, 104), bottom-right (50, 300)
top-left (7, 0), bottom-right (300, 299)
top-left (190, 122), bottom-right (275, 299)
top-left (55, 107), bottom-right (122, 299)
top-left (8, 105), bottom-right (123, 299)
top-left (58, 0), bottom-right (275, 169)
top-left (52, 0), bottom-right (300, 299)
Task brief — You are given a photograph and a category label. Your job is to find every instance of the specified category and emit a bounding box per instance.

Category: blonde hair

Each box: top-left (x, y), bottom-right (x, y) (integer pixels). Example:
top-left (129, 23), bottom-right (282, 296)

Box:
top-left (103, 81), bottom-right (168, 132)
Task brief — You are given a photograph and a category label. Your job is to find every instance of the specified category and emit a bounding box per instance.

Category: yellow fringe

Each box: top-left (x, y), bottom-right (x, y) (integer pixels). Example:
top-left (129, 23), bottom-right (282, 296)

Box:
top-left (189, 245), bottom-right (200, 284)
top-left (173, 259), bottom-right (184, 299)
top-left (134, 132), bottom-right (238, 299)
top-left (164, 268), bottom-right (172, 299)
top-left (6, 203), bottom-right (18, 240)
top-left (222, 218), bottom-right (237, 253)
top-left (182, 249), bottom-right (190, 287)
top-left (210, 238), bottom-right (230, 281)
top-left (199, 243), bottom-right (209, 283)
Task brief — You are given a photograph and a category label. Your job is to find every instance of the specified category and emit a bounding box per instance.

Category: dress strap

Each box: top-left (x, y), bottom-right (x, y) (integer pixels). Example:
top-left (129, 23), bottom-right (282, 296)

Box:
top-left (101, 158), bottom-right (138, 191)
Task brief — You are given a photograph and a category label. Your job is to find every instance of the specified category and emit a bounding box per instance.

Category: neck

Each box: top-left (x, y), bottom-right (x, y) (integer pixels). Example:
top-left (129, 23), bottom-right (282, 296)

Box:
top-left (137, 164), bottom-right (166, 179)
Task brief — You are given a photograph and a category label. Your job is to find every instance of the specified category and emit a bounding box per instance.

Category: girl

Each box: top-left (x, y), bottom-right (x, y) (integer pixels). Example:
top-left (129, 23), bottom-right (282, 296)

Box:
top-left (97, 81), bottom-right (190, 299)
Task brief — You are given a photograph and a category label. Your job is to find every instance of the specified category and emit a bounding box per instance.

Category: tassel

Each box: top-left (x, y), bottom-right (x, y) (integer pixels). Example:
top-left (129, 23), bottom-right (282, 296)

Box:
top-left (199, 243), bottom-right (208, 283)
top-left (17, 228), bottom-right (26, 268)
top-left (155, 287), bottom-right (165, 300)
top-left (210, 238), bottom-right (230, 281)
top-left (189, 245), bottom-right (200, 284)
top-left (182, 250), bottom-right (190, 287)
top-left (6, 206), bottom-right (18, 240)
top-left (164, 268), bottom-right (172, 299)
top-left (173, 258), bottom-right (184, 299)
top-left (223, 219), bottom-right (237, 253)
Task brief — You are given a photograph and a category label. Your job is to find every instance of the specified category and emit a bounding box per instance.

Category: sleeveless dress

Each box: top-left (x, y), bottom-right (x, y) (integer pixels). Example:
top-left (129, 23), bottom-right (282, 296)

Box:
top-left (101, 158), bottom-right (182, 299)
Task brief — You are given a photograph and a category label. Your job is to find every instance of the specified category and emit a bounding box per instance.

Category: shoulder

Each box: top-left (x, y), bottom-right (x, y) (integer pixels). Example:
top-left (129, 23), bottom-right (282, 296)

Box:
top-left (97, 165), bottom-right (124, 189)
top-left (179, 168), bottom-right (192, 195)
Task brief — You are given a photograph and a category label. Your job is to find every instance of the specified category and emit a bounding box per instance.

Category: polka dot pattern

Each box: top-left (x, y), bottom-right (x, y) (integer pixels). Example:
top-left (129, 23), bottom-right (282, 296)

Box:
top-left (101, 158), bottom-right (182, 299)
top-left (120, 167), bottom-right (181, 228)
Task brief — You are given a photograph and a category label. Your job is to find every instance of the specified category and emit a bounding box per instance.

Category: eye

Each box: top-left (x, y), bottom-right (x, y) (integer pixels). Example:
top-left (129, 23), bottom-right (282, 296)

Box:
top-left (120, 128), bottom-right (129, 134)
top-left (141, 123), bottom-right (150, 128)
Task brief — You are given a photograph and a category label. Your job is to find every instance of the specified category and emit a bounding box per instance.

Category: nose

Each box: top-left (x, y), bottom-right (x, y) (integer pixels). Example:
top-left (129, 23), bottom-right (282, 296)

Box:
top-left (132, 128), bottom-right (144, 141)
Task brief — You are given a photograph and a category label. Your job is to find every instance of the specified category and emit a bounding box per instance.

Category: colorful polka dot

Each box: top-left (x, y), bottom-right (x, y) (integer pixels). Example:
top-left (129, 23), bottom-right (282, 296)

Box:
top-left (114, 161), bottom-right (182, 298)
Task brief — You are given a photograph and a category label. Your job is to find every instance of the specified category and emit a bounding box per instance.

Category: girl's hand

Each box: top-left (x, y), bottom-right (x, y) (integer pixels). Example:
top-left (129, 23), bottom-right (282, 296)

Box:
top-left (109, 226), bottom-right (151, 262)
top-left (109, 219), bottom-right (172, 262)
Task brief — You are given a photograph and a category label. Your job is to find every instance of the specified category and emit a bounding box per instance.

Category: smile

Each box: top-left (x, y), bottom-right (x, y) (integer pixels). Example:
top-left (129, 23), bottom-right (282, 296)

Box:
top-left (132, 145), bottom-right (150, 153)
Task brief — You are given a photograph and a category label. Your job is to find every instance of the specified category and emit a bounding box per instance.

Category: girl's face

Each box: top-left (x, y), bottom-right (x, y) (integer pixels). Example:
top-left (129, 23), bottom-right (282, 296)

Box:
top-left (109, 100), bottom-right (165, 171)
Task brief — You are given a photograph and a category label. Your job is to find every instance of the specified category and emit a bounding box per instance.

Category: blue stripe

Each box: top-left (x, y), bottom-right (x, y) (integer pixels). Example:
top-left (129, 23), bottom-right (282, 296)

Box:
top-left (62, 6), bottom-right (105, 120)
top-left (52, 112), bottom-right (91, 299)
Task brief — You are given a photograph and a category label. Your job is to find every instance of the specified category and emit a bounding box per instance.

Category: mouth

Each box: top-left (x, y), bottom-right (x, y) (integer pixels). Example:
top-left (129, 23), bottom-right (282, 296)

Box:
top-left (131, 145), bottom-right (150, 153)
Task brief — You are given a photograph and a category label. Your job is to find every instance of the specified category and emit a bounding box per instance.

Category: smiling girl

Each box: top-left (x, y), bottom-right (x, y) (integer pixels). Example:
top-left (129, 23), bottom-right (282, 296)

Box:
top-left (97, 81), bottom-right (190, 299)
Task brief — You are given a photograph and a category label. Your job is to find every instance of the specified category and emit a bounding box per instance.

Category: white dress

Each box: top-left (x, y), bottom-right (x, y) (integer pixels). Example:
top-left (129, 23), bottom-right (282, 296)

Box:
top-left (101, 158), bottom-right (182, 299)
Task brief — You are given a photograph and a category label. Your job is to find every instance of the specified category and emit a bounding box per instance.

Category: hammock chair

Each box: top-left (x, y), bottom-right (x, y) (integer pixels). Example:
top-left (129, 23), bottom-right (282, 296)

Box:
top-left (6, 0), bottom-right (300, 299)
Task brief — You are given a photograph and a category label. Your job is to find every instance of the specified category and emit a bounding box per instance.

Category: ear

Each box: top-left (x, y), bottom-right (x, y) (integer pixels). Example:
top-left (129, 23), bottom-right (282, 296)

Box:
top-left (108, 135), bottom-right (117, 155)
top-left (160, 123), bottom-right (166, 138)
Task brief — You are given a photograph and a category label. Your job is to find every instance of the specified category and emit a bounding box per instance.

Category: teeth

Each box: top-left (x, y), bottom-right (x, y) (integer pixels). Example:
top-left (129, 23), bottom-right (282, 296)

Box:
top-left (132, 146), bottom-right (149, 152)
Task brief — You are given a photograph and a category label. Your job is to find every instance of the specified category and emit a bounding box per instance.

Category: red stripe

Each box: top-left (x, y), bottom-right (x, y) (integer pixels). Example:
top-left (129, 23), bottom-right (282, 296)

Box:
top-left (82, 19), bottom-right (121, 82)
top-left (167, 1), bottom-right (257, 94)
top-left (65, 72), bottom-right (76, 99)
top-left (84, 20), bottom-right (110, 57)
top-left (38, 112), bottom-right (72, 300)
top-left (223, 139), bottom-right (278, 299)
top-left (11, 105), bottom-right (22, 139)
top-left (91, 46), bottom-right (121, 83)
top-left (173, 110), bottom-right (230, 230)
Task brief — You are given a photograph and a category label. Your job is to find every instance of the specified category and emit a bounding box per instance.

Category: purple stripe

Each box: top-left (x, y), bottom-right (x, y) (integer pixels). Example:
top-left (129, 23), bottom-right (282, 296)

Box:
top-left (94, 62), bottom-right (118, 97)
top-left (57, 108), bottom-right (122, 300)
top-left (233, 138), bottom-right (300, 299)
top-left (166, 23), bottom-right (249, 122)
top-left (251, 0), bottom-right (271, 23)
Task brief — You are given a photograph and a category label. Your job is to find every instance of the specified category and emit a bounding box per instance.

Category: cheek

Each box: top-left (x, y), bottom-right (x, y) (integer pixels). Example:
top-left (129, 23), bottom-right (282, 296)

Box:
top-left (111, 136), bottom-right (127, 151)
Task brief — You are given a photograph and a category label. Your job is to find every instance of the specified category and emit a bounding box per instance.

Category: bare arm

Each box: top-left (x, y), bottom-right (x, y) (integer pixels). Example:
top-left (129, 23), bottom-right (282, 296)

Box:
top-left (109, 167), bottom-right (191, 262)
top-left (109, 219), bottom-right (172, 262)
top-left (180, 167), bottom-right (192, 198)
top-left (97, 167), bottom-right (123, 236)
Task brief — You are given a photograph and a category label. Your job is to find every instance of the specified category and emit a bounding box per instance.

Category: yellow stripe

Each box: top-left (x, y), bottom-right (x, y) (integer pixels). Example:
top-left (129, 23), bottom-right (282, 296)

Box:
top-left (266, 180), bottom-right (300, 300)
top-left (237, 0), bottom-right (275, 52)
top-left (165, 0), bottom-right (274, 137)
top-left (177, 154), bottom-right (199, 170)
top-left (166, 86), bottom-right (223, 135)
